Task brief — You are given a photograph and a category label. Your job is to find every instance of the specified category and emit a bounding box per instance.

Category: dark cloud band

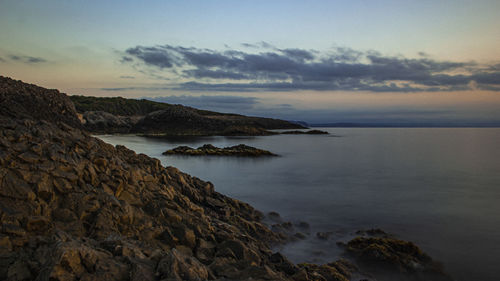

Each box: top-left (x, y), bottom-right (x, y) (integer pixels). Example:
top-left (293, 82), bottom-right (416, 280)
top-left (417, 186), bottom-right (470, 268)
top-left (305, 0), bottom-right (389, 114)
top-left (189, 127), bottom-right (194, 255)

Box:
top-left (122, 44), bottom-right (500, 92)
top-left (8, 54), bottom-right (47, 64)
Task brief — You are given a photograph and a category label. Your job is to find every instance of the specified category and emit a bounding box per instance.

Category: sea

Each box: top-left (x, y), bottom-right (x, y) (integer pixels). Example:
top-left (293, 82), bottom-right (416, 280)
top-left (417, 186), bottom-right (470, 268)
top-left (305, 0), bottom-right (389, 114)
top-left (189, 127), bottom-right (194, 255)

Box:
top-left (98, 128), bottom-right (500, 281)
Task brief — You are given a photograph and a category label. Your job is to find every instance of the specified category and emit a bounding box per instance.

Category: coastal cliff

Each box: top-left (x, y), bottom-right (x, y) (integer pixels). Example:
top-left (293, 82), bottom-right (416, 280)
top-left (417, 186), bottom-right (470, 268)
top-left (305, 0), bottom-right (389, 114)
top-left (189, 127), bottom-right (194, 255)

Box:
top-left (70, 95), bottom-right (305, 136)
top-left (0, 76), bottom-right (350, 280)
top-left (0, 76), bottom-right (452, 281)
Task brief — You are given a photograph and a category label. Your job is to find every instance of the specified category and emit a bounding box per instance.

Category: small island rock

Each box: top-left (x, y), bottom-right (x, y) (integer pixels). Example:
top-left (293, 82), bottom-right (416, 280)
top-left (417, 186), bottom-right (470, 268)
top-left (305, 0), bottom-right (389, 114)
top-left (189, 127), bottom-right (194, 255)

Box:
top-left (163, 144), bottom-right (278, 157)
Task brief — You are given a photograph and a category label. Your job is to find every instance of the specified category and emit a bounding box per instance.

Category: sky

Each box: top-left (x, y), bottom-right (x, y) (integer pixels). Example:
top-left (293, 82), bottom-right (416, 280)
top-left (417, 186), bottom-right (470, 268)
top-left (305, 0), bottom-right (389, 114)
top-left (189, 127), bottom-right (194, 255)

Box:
top-left (1, 0), bottom-right (499, 125)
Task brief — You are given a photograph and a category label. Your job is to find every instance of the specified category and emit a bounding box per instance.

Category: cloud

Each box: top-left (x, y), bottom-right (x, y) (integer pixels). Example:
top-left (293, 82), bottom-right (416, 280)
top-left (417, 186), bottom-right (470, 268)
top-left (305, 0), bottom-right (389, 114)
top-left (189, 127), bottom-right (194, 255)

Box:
top-left (241, 41), bottom-right (276, 49)
top-left (120, 56), bottom-right (133, 63)
top-left (241, 43), bottom-right (258, 48)
top-left (121, 44), bottom-right (500, 92)
top-left (119, 75), bottom-right (135, 79)
top-left (145, 95), bottom-right (260, 111)
top-left (8, 54), bottom-right (47, 64)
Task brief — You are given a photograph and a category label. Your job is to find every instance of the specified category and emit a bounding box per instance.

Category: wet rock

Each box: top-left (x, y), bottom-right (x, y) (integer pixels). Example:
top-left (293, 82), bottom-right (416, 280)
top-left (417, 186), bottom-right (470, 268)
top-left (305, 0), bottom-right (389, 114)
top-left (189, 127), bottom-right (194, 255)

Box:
top-left (271, 252), bottom-right (299, 275)
top-left (298, 260), bottom-right (356, 281)
top-left (267, 211), bottom-right (282, 222)
top-left (316, 232), bottom-right (333, 240)
top-left (280, 130), bottom-right (329, 135)
top-left (294, 232), bottom-right (307, 239)
top-left (163, 143), bottom-right (278, 157)
top-left (345, 236), bottom-right (453, 280)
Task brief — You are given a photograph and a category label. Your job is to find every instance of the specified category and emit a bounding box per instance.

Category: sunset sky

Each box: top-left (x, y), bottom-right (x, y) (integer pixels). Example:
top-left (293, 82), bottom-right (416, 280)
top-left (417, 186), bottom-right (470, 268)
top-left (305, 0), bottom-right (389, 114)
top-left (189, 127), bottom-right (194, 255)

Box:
top-left (1, 0), bottom-right (499, 124)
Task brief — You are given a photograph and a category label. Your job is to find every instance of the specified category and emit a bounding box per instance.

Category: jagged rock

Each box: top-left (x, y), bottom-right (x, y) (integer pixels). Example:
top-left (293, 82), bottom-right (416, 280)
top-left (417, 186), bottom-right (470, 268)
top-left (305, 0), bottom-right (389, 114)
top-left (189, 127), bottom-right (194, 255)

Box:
top-left (0, 76), bottom-right (82, 129)
top-left (163, 144), bottom-right (278, 157)
top-left (345, 236), bottom-right (453, 280)
top-left (156, 248), bottom-right (209, 281)
top-left (0, 76), bottom-right (451, 281)
top-left (298, 260), bottom-right (356, 281)
top-left (81, 111), bottom-right (140, 134)
top-left (280, 130), bottom-right (329, 135)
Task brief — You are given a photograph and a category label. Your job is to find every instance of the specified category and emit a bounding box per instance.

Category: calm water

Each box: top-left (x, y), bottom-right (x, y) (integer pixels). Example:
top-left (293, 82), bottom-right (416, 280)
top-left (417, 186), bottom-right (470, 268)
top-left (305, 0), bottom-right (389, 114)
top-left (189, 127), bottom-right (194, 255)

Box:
top-left (98, 128), bottom-right (500, 281)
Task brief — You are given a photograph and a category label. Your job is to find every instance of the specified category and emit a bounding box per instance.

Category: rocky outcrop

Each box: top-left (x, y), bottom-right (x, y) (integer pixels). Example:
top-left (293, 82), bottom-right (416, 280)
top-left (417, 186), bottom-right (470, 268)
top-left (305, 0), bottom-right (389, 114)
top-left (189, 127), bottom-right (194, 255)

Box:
top-left (280, 130), bottom-right (329, 135)
top-left (0, 77), bottom-right (352, 281)
top-left (131, 107), bottom-right (280, 136)
top-left (70, 95), bottom-right (305, 136)
top-left (341, 236), bottom-right (453, 281)
top-left (0, 76), bottom-right (81, 129)
top-left (0, 77), bottom-right (453, 281)
top-left (80, 111), bottom-right (141, 134)
top-left (163, 144), bottom-right (278, 157)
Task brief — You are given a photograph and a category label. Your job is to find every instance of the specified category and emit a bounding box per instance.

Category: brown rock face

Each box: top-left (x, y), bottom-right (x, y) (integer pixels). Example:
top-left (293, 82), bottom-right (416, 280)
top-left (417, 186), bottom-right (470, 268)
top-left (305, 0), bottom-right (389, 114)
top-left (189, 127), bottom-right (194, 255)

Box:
top-left (0, 77), bottom-right (451, 281)
top-left (0, 77), bottom-right (348, 281)
top-left (0, 76), bottom-right (82, 129)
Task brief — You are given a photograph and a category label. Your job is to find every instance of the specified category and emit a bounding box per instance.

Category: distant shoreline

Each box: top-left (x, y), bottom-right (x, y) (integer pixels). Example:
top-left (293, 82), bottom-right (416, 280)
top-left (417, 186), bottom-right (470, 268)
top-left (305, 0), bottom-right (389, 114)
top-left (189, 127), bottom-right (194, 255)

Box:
top-left (309, 123), bottom-right (500, 128)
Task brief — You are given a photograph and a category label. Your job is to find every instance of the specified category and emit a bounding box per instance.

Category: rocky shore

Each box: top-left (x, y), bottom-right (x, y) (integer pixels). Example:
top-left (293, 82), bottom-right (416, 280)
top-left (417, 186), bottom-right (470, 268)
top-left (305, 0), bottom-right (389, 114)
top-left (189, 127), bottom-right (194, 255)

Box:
top-left (0, 76), bottom-right (452, 281)
top-left (163, 144), bottom-right (278, 157)
top-left (280, 130), bottom-right (329, 135)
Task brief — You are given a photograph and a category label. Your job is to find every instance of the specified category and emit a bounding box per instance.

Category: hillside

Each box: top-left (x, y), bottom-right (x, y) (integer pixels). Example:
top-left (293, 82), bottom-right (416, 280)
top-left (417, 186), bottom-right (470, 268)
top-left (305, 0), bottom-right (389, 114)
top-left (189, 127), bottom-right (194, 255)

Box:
top-left (70, 95), bottom-right (305, 135)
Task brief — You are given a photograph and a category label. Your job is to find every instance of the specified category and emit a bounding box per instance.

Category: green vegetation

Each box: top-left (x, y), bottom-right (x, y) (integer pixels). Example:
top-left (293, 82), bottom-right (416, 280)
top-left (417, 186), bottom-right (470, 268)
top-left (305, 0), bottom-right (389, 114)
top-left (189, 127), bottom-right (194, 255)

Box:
top-left (70, 95), bottom-right (173, 116)
top-left (70, 95), bottom-right (237, 117)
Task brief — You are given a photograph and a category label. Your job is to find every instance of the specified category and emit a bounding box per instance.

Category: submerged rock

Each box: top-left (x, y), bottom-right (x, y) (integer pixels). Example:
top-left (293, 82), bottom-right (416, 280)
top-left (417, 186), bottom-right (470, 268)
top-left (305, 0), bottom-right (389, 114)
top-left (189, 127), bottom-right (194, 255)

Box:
top-left (163, 144), bottom-right (278, 157)
top-left (344, 236), bottom-right (453, 281)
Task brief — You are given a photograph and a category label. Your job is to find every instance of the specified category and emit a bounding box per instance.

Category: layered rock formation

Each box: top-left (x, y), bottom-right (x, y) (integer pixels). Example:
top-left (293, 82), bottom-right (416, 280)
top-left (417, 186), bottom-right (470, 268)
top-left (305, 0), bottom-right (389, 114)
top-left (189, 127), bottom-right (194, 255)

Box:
top-left (0, 76), bottom-right (453, 281)
top-left (163, 144), bottom-right (278, 157)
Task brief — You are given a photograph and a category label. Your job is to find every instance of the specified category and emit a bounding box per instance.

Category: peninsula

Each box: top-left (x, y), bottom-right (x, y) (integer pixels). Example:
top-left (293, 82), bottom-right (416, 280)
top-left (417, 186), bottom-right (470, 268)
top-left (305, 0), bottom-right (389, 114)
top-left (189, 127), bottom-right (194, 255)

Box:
top-left (70, 95), bottom-right (305, 136)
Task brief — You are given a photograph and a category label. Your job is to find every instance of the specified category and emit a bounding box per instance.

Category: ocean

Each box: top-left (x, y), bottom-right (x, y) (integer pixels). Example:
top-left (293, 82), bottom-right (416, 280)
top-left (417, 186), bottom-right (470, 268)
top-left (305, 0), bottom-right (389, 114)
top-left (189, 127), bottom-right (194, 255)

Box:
top-left (98, 128), bottom-right (500, 281)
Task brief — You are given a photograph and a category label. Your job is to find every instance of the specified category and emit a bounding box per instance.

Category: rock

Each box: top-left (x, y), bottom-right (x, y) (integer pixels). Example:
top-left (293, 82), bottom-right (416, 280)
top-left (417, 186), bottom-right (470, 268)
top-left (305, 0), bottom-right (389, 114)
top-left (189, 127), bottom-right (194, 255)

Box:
top-left (298, 260), bottom-right (356, 281)
top-left (0, 235), bottom-right (13, 252)
top-left (0, 76), bottom-right (453, 281)
top-left (267, 211), bottom-right (282, 222)
top-left (26, 216), bottom-right (50, 232)
top-left (195, 239), bottom-right (215, 264)
top-left (71, 95), bottom-right (304, 136)
top-left (280, 130), bottom-right (329, 135)
top-left (171, 225), bottom-right (196, 248)
top-left (81, 111), bottom-right (138, 134)
top-left (345, 236), bottom-right (453, 280)
top-left (156, 249), bottom-right (209, 281)
top-left (130, 262), bottom-right (155, 281)
top-left (271, 252), bottom-right (299, 275)
top-left (294, 232), bottom-right (307, 239)
top-left (7, 260), bottom-right (32, 281)
top-left (163, 143), bottom-right (278, 157)
top-left (0, 76), bottom-right (82, 129)
top-left (316, 231), bottom-right (333, 240)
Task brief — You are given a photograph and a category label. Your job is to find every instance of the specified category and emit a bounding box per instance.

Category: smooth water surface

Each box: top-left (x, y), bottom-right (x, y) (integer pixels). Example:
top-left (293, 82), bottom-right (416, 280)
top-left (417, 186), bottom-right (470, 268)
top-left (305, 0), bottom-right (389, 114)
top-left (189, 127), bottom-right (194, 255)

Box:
top-left (98, 128), bottom-right (500, 281)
